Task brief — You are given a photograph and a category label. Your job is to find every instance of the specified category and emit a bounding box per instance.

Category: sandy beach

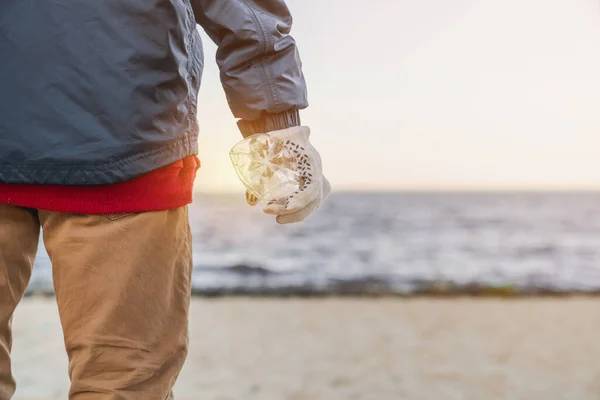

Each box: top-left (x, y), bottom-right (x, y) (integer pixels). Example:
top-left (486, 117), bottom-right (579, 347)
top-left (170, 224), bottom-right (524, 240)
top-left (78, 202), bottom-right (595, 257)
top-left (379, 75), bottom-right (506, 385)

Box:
top-left (10, 297), bottom-right (600, 400)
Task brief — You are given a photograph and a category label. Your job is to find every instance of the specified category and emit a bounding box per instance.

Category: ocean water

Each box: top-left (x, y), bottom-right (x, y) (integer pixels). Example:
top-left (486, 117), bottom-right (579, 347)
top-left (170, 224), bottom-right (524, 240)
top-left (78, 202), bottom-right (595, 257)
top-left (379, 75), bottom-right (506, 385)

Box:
top-left (28, 192), bottom-right (600, 295)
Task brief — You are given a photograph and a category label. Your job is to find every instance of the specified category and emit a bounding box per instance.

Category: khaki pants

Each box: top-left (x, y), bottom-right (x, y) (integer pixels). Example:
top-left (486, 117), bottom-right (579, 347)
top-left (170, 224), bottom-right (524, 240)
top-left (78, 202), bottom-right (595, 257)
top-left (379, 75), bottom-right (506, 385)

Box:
top-left (0, 204), bottom-right (192, 400)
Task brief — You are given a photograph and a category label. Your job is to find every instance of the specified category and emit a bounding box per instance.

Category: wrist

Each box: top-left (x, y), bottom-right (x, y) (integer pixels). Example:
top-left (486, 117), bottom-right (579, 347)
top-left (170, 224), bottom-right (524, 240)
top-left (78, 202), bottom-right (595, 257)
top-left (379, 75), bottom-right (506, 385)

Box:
top-left (237, 109), bottom-right (301, 138)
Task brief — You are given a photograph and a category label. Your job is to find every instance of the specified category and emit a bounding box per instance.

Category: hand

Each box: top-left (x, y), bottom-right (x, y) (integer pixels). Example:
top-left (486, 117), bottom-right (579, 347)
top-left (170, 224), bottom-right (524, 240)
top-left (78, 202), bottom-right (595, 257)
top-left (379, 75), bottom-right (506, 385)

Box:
top-left (238, 126), bottom-right (330, 224)
top-left (246, 177), bottom-right (331, 224)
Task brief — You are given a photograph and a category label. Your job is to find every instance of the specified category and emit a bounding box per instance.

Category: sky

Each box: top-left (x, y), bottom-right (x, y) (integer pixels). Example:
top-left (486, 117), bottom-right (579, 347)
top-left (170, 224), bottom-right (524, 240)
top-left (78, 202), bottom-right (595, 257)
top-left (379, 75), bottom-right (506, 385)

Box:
top-left (194, 0), bottom-right (600, 192)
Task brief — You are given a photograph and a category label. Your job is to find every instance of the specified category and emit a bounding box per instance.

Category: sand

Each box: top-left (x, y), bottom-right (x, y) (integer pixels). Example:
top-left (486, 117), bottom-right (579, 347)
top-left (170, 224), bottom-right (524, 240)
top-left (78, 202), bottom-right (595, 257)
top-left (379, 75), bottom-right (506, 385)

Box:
top-left (9, 297), bottom-right (600, 400)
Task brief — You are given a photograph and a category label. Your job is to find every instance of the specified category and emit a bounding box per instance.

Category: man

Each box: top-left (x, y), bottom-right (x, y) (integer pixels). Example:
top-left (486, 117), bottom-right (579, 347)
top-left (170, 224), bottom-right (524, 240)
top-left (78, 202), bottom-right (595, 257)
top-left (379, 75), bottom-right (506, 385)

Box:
top-left (0, 1), bottom-right (327, 398)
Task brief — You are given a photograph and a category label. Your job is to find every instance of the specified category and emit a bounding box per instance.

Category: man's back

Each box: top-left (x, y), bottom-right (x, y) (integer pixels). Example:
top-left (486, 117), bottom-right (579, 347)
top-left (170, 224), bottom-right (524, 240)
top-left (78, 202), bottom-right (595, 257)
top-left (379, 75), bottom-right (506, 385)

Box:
top-left (0, 0), bottom-right (202, 185)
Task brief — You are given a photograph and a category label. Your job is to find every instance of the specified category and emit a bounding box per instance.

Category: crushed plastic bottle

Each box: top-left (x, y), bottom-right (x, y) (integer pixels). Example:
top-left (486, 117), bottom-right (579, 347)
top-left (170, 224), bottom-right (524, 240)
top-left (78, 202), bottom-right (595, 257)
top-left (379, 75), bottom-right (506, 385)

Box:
top-left (229, 126), bottom-right (322, 209)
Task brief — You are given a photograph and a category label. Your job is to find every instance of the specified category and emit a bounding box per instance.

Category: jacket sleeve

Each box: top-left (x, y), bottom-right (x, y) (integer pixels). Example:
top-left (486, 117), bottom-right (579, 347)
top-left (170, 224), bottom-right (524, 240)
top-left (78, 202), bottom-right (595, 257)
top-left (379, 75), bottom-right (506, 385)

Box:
top-left (190, 0), bottom-right (309, 134)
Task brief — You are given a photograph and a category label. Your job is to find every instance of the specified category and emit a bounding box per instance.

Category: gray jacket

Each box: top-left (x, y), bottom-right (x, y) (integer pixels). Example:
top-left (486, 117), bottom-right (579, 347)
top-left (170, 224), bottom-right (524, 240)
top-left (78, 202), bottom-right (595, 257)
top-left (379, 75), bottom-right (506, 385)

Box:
top-left (0, 0), bottom-right (307, 185)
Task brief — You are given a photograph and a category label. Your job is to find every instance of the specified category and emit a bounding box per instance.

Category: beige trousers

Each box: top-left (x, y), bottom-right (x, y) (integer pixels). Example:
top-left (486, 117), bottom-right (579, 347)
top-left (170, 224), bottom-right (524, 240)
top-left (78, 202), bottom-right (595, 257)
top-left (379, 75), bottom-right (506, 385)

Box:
top-left (0, 204), bottom-right (192, 399)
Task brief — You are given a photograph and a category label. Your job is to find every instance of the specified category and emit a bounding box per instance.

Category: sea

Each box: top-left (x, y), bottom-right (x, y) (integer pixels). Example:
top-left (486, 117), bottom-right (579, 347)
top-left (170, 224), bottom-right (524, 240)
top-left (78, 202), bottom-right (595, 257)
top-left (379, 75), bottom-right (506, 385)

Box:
top-left (28, 192), bottom-right (600, 295)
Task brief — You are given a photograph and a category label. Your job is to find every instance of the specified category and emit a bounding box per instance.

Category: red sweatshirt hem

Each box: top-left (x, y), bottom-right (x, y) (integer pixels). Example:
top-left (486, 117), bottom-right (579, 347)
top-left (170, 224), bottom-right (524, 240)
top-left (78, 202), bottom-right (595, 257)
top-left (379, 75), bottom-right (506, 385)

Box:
top-left (0, 156), bottom-right (200, 214)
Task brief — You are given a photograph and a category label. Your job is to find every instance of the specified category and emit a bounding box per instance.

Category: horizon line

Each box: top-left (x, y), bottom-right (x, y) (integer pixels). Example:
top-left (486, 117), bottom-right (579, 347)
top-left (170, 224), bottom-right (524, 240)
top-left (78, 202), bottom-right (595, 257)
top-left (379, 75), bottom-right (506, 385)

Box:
top-left (194, 187), bottom-right (600, 194)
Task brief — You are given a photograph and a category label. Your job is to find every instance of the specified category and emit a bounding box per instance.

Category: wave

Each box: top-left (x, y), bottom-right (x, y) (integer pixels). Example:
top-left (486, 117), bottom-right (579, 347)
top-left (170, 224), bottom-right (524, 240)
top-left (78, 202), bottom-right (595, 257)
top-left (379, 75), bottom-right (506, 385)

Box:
top-left (25, 263), bottom-right (600, 297)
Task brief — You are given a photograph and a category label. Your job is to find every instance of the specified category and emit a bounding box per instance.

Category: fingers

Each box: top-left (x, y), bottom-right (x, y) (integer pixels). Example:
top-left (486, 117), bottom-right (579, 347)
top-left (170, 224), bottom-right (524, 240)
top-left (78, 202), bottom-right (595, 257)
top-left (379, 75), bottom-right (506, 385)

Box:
top-left (276, 198), bottom-right (319, 224)
top-left (266, 178), bottom-right (331, 224)
top-left (263, 202), bottom-right (305, 216)
top-left (263, 193), bottom-right (316, 216)
top-left (263, 203), bottom-right (285, 215)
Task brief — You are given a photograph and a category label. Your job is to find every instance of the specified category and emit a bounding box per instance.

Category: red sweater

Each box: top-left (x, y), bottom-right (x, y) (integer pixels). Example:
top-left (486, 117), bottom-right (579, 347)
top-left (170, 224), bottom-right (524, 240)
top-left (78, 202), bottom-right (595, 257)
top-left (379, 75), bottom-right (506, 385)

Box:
top-left (0, 156), bottom-right (200, 214)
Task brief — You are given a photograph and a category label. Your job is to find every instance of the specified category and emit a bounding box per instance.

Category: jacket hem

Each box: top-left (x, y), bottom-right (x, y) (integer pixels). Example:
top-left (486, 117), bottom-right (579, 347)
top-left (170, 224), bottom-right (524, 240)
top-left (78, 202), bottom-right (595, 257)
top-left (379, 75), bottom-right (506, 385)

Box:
top-left (0, 133), bottom-right (199, 186)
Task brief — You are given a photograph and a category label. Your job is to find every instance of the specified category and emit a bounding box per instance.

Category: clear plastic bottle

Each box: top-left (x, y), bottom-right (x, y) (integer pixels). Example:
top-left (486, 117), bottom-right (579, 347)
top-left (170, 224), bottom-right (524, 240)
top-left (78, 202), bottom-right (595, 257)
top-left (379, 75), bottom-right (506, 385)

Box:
top-left (229, 126), bottom-right (322, 210)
